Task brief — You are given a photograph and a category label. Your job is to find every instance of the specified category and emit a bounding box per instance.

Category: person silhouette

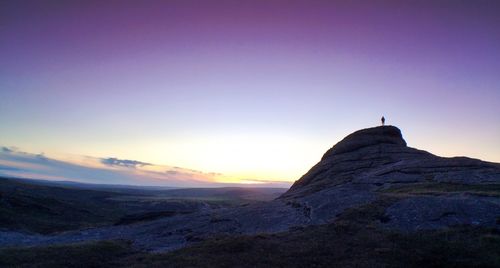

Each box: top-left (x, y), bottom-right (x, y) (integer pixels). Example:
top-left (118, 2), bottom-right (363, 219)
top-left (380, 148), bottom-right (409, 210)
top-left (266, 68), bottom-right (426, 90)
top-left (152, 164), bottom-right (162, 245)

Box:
top-left (381, 116), bottom-right (385, 126)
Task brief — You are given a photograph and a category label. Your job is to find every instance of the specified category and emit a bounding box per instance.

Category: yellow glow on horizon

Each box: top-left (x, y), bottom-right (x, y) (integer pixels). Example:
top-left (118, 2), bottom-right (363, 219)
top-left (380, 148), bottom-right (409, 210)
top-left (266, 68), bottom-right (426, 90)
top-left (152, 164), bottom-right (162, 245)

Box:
top-left (2, 133), bottom-right (331, 185)
top-left (127, 133), bottom-right (327, 183)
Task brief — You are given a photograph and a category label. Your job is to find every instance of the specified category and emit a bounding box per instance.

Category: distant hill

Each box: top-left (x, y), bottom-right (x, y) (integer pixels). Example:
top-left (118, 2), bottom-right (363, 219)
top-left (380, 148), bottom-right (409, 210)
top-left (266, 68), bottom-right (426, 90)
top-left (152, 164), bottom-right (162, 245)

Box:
top-left (0, 177), bottom-right (286, 234)
top-left (12, 178), bottom-right (178, 191)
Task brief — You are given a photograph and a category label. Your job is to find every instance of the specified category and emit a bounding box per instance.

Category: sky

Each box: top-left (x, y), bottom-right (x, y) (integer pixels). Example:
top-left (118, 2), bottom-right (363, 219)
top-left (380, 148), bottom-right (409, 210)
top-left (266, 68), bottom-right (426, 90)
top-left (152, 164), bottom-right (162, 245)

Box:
top-left (1, 0), bottom-right (499, 187)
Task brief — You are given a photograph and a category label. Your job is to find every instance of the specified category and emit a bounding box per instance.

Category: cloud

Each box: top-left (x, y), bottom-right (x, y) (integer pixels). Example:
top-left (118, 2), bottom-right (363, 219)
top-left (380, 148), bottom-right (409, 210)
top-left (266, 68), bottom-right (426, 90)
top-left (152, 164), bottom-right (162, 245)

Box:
top-left (0, 165), bottom-right (21, 171)
top-left (101, 157), bottom-right (151, 168)
top-left (166, 170), bottom-right (179, 175)
top-left (35, 153), bottom-right (48, 161)
top-left (2, 147), bottom-right (13, 153)
top-left (0, 145), bottom-right (225, 187)
top-left (237, 178), bottom-right (293, 188)
top-left (0, 146), bottom-right (291, 188)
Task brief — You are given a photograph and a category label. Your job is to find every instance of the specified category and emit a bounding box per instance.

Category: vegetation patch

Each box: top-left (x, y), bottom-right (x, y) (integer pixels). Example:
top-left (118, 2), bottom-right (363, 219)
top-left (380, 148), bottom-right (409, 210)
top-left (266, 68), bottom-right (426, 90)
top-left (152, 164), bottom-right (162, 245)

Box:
top-left (0, 240), bottom-right (134, 268)
top-left (382, 182), bottom-right (500, 197)
top-left (0, 178), bottom-right (127, 234)
top-left (114, 211), bottom-right (191, 226)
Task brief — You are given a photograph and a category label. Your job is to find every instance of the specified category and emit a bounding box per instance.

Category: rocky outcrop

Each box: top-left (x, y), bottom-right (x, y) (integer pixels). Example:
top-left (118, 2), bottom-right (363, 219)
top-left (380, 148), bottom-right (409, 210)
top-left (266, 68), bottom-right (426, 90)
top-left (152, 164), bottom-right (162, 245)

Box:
top-left (282, 125), bottom-right (500, 231)
top-left (284, 126), bottom-right (420, 197)
top-left (284, 126), bottom-right (499, 198)
top-left (322, 125), bottom-right (407, 157)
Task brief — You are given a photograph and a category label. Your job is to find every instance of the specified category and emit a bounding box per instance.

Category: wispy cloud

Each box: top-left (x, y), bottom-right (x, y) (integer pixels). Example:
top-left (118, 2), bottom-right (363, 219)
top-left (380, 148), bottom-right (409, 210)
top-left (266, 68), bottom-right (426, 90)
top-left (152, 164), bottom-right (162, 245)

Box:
top-left (0, 146), bottom-right (223, 187)
top-left (0, 146), bottom-right (291, 188)
top-left (101, 157), bottom-right (151, 168)
top-left (237, 178), bottom-right (293, 188)
top-left (1, 147), bottom-right (14, 153)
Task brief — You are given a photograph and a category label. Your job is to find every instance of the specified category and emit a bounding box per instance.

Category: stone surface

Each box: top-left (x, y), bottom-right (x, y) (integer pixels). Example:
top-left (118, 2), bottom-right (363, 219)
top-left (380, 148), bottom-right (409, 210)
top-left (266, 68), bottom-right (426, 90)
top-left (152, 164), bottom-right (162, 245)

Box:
top-left (383, 195), bottom-right (500, 231)
top-left (284, 126), bottom-right (499, 198)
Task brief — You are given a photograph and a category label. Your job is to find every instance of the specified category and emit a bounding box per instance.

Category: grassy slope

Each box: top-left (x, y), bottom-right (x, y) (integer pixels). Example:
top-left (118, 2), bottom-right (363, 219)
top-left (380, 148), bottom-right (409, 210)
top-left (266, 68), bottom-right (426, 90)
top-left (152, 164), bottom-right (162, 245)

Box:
top-left (382, 182), bottom-right (500, 197)
top-left (2, 197), bottom-right (499, 268)
top-left (0, 241), bottom-right (134, 268)
top-left (0, 178), bottom-right (129, 234)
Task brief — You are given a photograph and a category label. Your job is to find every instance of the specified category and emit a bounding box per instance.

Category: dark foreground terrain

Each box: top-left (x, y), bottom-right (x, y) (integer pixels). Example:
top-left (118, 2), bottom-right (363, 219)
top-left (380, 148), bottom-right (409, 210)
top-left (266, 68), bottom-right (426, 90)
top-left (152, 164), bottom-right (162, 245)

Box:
top-left (1, 198), bottom-right (499, 267)
top-left (1, 126), bottom-right (499, 267)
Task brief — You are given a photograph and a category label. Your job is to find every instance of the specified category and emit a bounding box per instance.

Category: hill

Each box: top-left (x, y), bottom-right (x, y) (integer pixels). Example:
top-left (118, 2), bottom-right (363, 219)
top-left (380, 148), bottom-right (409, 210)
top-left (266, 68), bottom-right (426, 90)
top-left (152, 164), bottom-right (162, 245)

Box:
top-left (281, 125), bottom-right (500, 230)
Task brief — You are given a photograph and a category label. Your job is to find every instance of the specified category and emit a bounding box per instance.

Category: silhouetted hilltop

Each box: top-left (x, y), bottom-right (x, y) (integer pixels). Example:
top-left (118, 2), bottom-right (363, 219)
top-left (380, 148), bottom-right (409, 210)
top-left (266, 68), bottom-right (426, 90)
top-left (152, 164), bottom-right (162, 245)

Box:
top-left (322, 125), bottom-right (407, 156)
top-left (284, 125), bottom-right (499, 200)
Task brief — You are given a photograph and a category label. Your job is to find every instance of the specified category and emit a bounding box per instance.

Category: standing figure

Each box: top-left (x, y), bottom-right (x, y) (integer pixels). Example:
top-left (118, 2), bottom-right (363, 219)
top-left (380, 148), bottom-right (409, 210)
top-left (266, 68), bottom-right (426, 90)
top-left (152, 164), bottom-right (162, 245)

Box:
top-left (381, 116), bottom-right (385, 126)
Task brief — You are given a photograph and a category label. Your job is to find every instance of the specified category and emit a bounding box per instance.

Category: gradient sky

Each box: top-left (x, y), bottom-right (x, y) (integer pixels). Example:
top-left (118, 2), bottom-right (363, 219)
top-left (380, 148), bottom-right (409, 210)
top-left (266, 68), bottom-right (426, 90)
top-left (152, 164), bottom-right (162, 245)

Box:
top-left (1, 0), bottom-right (499, 186)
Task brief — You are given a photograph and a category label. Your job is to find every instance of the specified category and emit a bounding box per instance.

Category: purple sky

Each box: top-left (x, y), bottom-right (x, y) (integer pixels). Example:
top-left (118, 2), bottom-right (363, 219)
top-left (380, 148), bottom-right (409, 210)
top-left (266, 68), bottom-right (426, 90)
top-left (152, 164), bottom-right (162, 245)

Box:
top-left (1, 1), bottom-right (499, 186)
